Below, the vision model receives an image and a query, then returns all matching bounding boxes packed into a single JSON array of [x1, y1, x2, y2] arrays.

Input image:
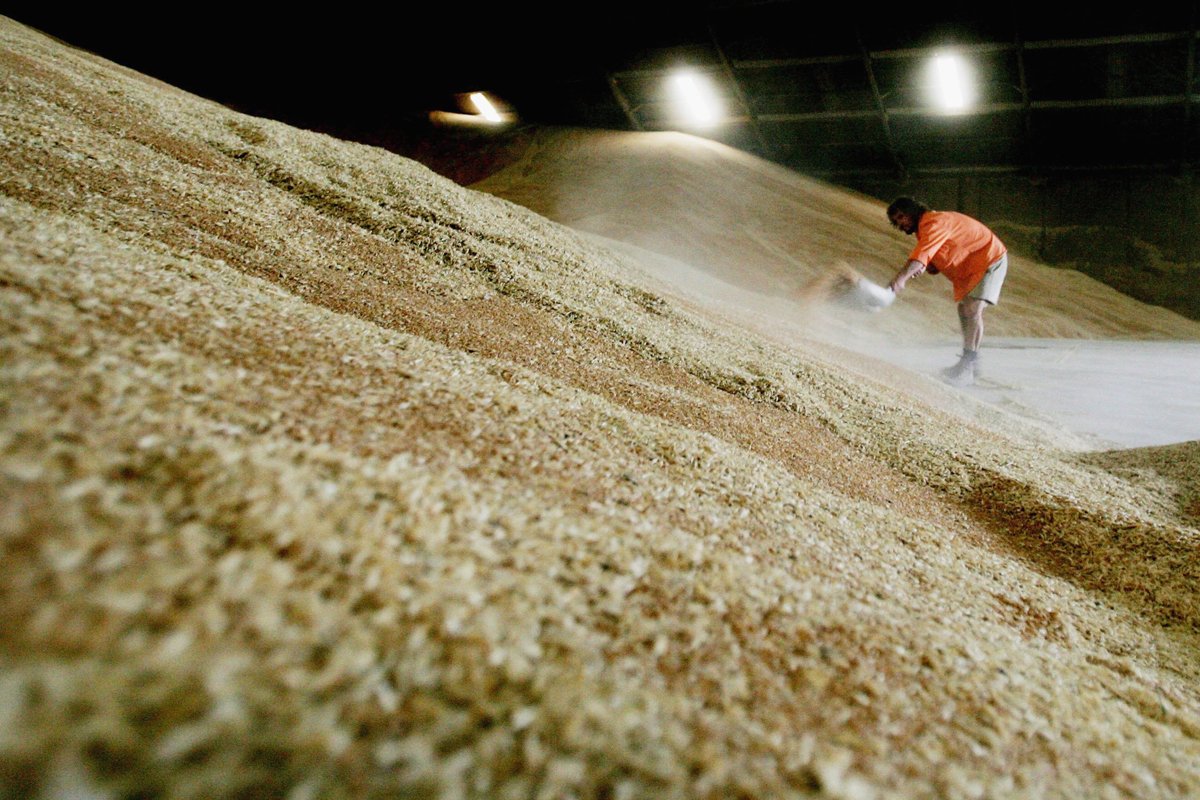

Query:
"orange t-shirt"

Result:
[[907, 211, 1007, 301]]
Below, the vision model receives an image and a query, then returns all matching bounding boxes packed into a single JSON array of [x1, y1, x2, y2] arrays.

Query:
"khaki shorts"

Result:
[[967, 253, 1008, 305]]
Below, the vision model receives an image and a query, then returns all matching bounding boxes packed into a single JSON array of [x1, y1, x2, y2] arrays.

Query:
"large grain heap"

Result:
[[2, 16, 1200, 800], [472, 128, 1200, 342]]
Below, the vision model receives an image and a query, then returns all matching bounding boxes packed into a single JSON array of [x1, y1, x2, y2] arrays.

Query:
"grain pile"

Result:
[[989, 220, 1199, 322], [473, 128, 1200, 342], [3, 16, 1200, 800]]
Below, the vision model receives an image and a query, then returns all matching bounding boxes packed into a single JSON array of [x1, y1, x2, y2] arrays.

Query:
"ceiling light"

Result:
[[930, 52, 972, 113], [669, 71, 722, 128], [469, 92, 503, 123]]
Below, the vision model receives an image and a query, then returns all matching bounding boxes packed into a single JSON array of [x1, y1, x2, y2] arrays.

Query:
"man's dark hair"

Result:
[[886, 197, 930, 218]]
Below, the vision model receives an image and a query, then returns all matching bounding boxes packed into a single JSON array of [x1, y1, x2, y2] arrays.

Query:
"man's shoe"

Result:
[[941, 350, 978, 386]]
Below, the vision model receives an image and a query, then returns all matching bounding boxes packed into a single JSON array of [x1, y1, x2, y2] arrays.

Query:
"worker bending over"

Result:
[[886, 197, 1008, 386]]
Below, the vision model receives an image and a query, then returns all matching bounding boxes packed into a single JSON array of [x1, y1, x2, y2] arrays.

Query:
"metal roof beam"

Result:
[[732, 31, 1198, 71], [1186, 7, 1197, 168], [607, 75, 643, 131], [1016, 29, 1033, 139], [758, 94, 1200, 122], [806, 162, 1186, 179], [610, 65, 725, 81], [708, 22, 771, 155], [856, 27, 906, 178], [1023, 32, 1191, 50]]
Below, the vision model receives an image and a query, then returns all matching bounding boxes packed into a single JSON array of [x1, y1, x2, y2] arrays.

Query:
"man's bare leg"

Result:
[[942, 299, 987, 384], [959, 298, 986, 352]]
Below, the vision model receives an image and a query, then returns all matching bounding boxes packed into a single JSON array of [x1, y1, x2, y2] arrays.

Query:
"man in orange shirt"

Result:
[[885, 197, 1008, 386]]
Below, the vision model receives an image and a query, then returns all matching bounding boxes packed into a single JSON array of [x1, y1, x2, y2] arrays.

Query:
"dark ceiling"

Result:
[[10, 3, 1200, 180]]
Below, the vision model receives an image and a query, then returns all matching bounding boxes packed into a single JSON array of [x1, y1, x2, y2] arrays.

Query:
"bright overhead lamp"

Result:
[[469, 92, 503, 123], [929, 52, 973, 113], [669, 70, 722, 128]]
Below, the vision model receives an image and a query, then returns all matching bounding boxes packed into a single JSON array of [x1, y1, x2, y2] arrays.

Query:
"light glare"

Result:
[[670, 71, 721, 128], [469, 92, 502, 123], [931, 53, 971, 112]]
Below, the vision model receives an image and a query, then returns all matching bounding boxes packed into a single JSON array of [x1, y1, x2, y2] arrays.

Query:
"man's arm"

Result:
[[889, 259, 926, 293]]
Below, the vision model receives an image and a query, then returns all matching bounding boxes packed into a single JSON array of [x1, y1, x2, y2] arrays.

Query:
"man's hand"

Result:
[[889, 260, 926, 293]]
